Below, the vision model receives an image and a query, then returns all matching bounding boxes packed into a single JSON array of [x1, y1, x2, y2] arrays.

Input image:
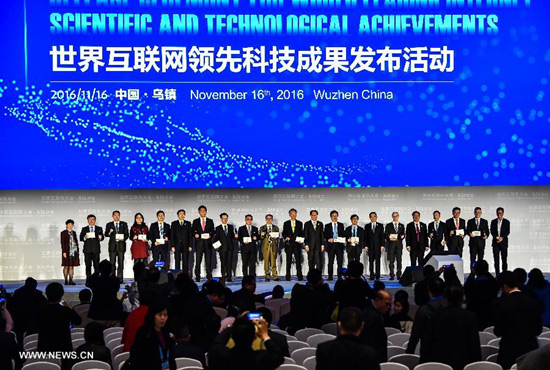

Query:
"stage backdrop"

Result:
[[0, 185, 549, 281]]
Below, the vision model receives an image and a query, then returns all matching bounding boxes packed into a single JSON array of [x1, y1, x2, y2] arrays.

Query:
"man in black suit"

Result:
[[324, 210, 346, 281], [466, 207, 490, 266], [490, 207, 510, 275], [406, 211, 429, 267], [446, 207, 466, 257], [494, 271, 542, 369], [105, 210, 129, 282], [214, 212, 238, 282], [228, 275, 265, 313], [304, 209, 325, 272], [170, 209, 193, 274], [385, 211, 405, 280], [282, 208, 304, 281], [80, 214, 104, 278], [360, 289, 392, 364], [428, 210, 446, 252], [365, 212, 385, 280], [317, 307, 380, 370], [345, 214, 364, 263], [238, 214, 259, 277], [149, 210, 171, 268], [192, 205, 215, 282]]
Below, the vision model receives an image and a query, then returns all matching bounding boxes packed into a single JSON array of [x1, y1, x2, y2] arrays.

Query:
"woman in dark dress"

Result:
[[61, 219, 80, 285], [131, 213, 149, 264]]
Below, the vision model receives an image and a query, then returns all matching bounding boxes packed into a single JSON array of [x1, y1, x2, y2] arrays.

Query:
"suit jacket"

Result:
[[445, 218, 467, 250], [192, 217, 215, 249], [170, 219, 193, 250], [260, 224, 280, 250], [490, 218, 510, 248], [282, 219, 304, 251], [406, 222, 429, 250], [406, 297, 448, 361], [344, 225, 365, 249], [385, 222, 405, 248], [317, 335, 380, 370], [79, 226, 103, 254], [360, 302, 388, 363], [304, 220, 324, 250], [105, 221, 129, 253], [428, 220, 446, 250], [148, 221, 171, 249], [214, 223, 237, 252], [364, 222, 385, 251], [324, 221, 346, 249], [238, 225, 259, 254], [466, 218, 490, 248]]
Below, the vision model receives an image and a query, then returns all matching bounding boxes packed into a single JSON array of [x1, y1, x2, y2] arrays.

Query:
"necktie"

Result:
[[268, 226, 272, 233], [372, 223, 375, 232], [353, 227, 356, 237], [224, 225, 227, 235], [333, 223, 337, 239], [292, 222, 295, 233], [313, 222, 316, 231], [160, 224, 163, 236], [498, 219, 502, 237], [416, 223, 420, 242], [435, 222, 438, 232], [115, 222, 119, 233], [456, 219, 459, 230], [394, 223, 398, 232], [202, 218, 206, 231], [476, 219, 479, 229], [91, 226, 94, 233], [248, 226, 251, 236], [180, 221, 183, 227]]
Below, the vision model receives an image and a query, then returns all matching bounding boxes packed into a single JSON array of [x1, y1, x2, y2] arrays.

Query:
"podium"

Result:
[[425, 254, 464, 284]]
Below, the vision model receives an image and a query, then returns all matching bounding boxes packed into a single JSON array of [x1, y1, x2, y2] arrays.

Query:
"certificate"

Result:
[[86, 232, 95, 239], [243, 237, 252, 244], [156, 238, 165, 245], [389, 234, 398, 240], [138, 234, 147, 241], [295, 236, 305, 244], [201, 233, 210, 240], [456, 229, 464, 236], [472, 231, 481, 237], [213, 240, 222, 250], [351, 237, 360, 245], [116, 233, 124, 241], [336, 237, 346, 244], [269, 231, 280, 238]]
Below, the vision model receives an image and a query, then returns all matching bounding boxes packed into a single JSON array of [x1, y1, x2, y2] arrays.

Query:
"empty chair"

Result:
[[539, 331, 550, 340], [388, 341, 393, 346], [22, 362, 61, 370], [387, 333, 411, 348], [479, 332, 498, 346], [103, 327, 123, 337], [23, 358, 62, 367], [175, 358, 203, 368], [295, 328, 324, 343], [276, 365, 307, 370], [23, 334, 39, 348], [538, 337, 550, 347], [271, 329, 289, 336], [111, 344, 125, 363], [381, 363, 409, 370], [387, 346, 407, 359], [463, 361, 503, 370], [306, 334, 335, 348], [510, 364, 517, 370], [71, 360, 111, 370], [283, 357, 296, 364], [71, 328, 85, 333], [388, 354, 420, 370], [213, 307, 228, 320], [483, 326, 495, 335], [266, 298, 290, 323], [542, 327, 550, 334], [487, 338, 500, 348], [287, 335, 298, 341], [321, 323, 338, 336], [104, 332, 122, 344], [72, 338, 85, 349], [291, 347, 317, 366], [113, 352, 129, 370], [71, 332, 85, 339], [302, 356, 316, 370], [178, 367, 203, 370], [24, 340, 38, 351], [413, 363, 453, 370], [386, 327, 402, 336], [486, 354, 498, 363], [288, 341, 310, 354], [481, 345, 499, 361], [107, 338, 122, 351]]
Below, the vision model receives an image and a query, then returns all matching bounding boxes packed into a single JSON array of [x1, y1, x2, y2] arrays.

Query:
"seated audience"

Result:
[[73, 288, 92, 310], [388, 291, 413, 333], [73, 322, 112, 368], [527, 268, 550, 327], [172, 321, 206, 367], [228, 275, 265, 313], [0, 316, 20, 370], [271, 285, 285, 299]]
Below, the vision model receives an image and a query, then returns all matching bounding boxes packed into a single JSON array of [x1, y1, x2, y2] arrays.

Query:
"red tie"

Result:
[[416, 224, 420, 242], [202, 219, 206, 231], [456, 219, 459, 230]]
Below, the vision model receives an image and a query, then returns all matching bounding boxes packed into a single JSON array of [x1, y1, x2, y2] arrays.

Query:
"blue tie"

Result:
[[333, 224, 338, 239]]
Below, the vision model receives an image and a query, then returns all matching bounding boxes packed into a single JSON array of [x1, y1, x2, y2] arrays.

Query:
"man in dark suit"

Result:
[[466, 207, 490, 266], [105, 210, 129, 282], [490, 207, 510, 275], [364, 212, 385, 280], [360, 289, 392, 364], [282, 208, 304, 281], [428, 210, 446, 252], [324, 210, 346, 281], [214, 213, 238, 282], [304, 209, 325, 272], [445, 207, 466, 257], [149, 210, 171, 269], [385, 211, 405, 280], [345, 214, 364, 263], [406, 211, 429, 267], [192, 205, 215, 282], [238, 214, 259, 277], [80, 214, 104, 278], [170, 209, 193, 274], [228, 275, 265, 313], [494, 271, 542, 369], [317, 307, 380, 370]]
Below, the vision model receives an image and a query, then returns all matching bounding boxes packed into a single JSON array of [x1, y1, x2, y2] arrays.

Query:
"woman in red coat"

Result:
[[131, 213, 149, 264], [61, 219, 80, 285]]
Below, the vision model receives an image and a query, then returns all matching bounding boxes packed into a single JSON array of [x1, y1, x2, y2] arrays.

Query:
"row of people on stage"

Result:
[[60, 205, 511, 283]]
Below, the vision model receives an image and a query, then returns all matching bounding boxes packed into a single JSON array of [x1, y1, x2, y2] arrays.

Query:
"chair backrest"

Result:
[[291, 347, 317, 366], [72, 338, 85, 349], [539, 331, 550, 340], [388, 354, 420, 370], [113, 352, 130, 370], [23, 357, 62, 366], [295, 328, 324, 342], [463, 361, 504, 370], [483, 326, 495, 335], [24, 340, 38, 351], [283, 357, 296, 364], [22, 362, 61, 370], [542, 327, 550, 334], [387, 333, 411, 348], [111, 344, 125, 362], [178, 367, 203, 370], [23, 334, 39, 347], [479, 332, 498, 346], [213, 307, 228, 320], [271, 329, 289, 336], [266, 298, 290, 322], [321, 323, 338, 336], [175, 357, 203, 368], [486, 354, 498, 363], [286, 335, 298, 341], [71, 360, 111, 370], [480, 345, 499, 361], [302, 356, 316, 370], [413, 363, 453, 370], [107, 338, 122, 351], [288, 341, 310, 354], [280, 302, 291, 317], [255, 302, 265, 309], [538, 337, 550, 347], [385, 327, 402, 336], [71, 332, 85, 341], [381, 363, 409, 370], [306, 334, 335, 348], [103, 327, 124, 337], [71, 328, 85, 333], [487, 338, 500, 348], [104, 332, 122, 344], [387, 346, 407, 359], [276, 365, 307, 370]]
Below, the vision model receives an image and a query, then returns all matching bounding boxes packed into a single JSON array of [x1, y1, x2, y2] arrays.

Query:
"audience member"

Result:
[[228, 275, 265, 313], [527, 268, 550, 327], [271, 285, 285, 299], [122, 290, 156, 352], [388, 291, 413, 333], [256, 307, 290, 357], [360, 289, 392, 363], [73, 322, 112, 368], [9, 277, 47, 341], [414, 265, 437, 307], [0, 316, 20, 370], [334, 261, 374, 313], [172, 321, 206, 367], [86, 259, 123, 327], [464, 259, 500, 330], [73, 288, 92, 310]]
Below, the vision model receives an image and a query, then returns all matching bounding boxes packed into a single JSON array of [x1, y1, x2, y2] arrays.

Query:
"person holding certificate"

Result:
[[490, 207, 510, 275], [345, 214, 364, 263], [170, 209, 193, 274], [260, 214, 280, 282], [428, 210, 446, 252], [79, 214, 103, 278], [324, 210, 346, 281], [282, 208, 305, 281], [446, 207, 467, 257], [214, 212, 238, 282], [61, 219, 80, 285], [406, 211, 429, 267], [149, 210, 171, 269], [466, 207, 490, 266], [304, 210, 325, 272], [238, 214, 259, 278], [385, 211, 405, 280], [130, 213, 149, 264], [105, 210, 129, 282], [192, 205, 215, 282], [365, 212, 385, 280]]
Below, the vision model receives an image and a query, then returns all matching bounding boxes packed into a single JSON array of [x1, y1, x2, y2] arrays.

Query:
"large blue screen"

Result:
[[1, 0, 549, 189]]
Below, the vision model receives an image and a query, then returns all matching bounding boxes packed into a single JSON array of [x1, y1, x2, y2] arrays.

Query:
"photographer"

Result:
[[334, 261, 374, 314]]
